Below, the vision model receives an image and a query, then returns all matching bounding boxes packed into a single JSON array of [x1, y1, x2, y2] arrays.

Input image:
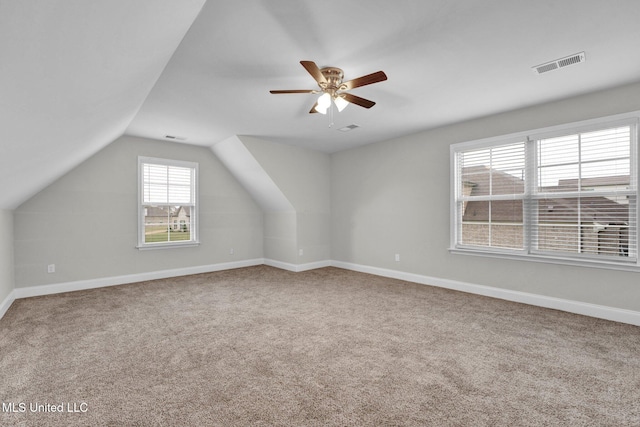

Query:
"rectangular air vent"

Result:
[[165, 135, 187, 141], [532, 52, 585, 75], [338, 124, 360, 132]]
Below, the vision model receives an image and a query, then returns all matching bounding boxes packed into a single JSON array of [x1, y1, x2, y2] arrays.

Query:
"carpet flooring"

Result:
[[1, 265, 639, 426]]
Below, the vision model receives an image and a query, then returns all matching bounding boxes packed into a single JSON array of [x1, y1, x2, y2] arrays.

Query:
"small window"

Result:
[[451, 114, 638, 268], [138, 157, 198, 249]]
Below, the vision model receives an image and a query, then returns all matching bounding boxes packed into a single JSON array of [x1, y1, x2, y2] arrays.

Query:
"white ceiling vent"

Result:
[[338, 124, 360, 132], [164, 135, 187, 141], [532, 52, 585, 75]]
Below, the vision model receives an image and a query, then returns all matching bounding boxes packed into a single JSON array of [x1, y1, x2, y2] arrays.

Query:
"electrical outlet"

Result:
[[229, 248, 234, 255], [298, 249, 304, 256], [395, 254, 400, 262], [47, 264, 55, 273]]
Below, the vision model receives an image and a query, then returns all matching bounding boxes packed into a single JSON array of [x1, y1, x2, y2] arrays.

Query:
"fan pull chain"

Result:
[[329, 102, 334, 128]]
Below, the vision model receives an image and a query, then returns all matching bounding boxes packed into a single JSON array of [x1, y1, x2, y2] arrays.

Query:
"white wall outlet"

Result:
[[229, 248, 234, 255], [298, 249, 304, 256], [47, 264, 55, 273], [395, 254, 400, 262]]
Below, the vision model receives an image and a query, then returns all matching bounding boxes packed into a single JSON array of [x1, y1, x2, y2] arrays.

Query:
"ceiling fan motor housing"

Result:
[[320, 67, 344, 94]]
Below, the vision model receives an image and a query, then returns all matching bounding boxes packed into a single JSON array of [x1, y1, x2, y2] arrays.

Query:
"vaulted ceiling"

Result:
[[3, 0, 640, 209]]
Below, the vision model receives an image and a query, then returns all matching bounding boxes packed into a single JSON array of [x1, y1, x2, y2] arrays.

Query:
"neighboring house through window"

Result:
[[138, 157, 198, 249], [451, 113, 638, 269]]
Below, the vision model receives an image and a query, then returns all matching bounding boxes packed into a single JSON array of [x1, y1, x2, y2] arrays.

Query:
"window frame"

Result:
[[137, 156, 199, 250], [450, 111, 640, 271]]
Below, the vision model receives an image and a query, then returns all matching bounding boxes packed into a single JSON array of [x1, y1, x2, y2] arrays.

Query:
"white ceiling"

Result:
[[0, 0, 205, 209], [3, 0, 640, 209]]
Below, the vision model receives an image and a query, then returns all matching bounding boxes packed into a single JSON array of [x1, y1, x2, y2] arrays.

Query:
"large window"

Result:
[[138, 157, 198, 249], [451, 114, 638, 268]]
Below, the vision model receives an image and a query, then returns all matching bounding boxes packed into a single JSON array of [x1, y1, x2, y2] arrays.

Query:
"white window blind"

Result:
[[457, 142, 526, 250], [138, 157, 198, 248], [452, 116, 638, 267], [142, 163, 193, 205], [531, 126, 635, 260]]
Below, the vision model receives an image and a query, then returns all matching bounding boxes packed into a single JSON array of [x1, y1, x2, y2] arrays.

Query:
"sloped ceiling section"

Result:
[[0, 0, 205, 210], [210, 135, 294, 213]]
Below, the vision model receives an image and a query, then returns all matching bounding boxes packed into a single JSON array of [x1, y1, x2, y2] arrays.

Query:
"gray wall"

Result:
[[263, 211, 298, 264], [9, 82, 640, 313], [14, 135, 263, 288], [331, 81, 640, 312], [242, 137, 331, 264], [0, 210, 14, 303]]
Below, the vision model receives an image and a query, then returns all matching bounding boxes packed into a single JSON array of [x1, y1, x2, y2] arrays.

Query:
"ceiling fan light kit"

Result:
[[333, 95, 349, 112], [315, 92, 332, 114], [270, 60, 387, 115]]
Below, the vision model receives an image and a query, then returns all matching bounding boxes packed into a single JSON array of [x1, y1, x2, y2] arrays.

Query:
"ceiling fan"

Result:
[[270, 60, 387, 114]]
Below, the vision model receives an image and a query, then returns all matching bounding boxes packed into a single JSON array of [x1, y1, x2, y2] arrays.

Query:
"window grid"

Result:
[[453, 118, 638, 266], [457, 141, 526, 251], [138, 157, 198, 248]]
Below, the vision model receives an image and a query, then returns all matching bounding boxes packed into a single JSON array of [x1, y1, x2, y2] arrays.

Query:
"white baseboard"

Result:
[[7, 258, 640, 327], [11, 258, 328, 302], [0, 290, 15, 320], [332, 261, 640, 327], [264, 259, 298, 272], [13, 258, 265, 299], [264, 259, 332, 272], [297, 260, 332, 272]]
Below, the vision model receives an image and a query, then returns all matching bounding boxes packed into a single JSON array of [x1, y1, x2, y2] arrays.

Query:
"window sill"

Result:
[[137, 241, 200, 251], [449, 247, 640, 273]]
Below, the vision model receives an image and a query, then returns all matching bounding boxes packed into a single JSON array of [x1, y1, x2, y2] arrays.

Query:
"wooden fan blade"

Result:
[[300, 61, 327, 85], [341, 71, 387, 90], [342, 93, 376, 109], [270, 89, 317, 94], [309, 102, 319, 114]]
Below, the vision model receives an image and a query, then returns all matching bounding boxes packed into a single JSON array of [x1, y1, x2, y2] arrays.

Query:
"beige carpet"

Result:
[[1, 265, 639, 426]]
